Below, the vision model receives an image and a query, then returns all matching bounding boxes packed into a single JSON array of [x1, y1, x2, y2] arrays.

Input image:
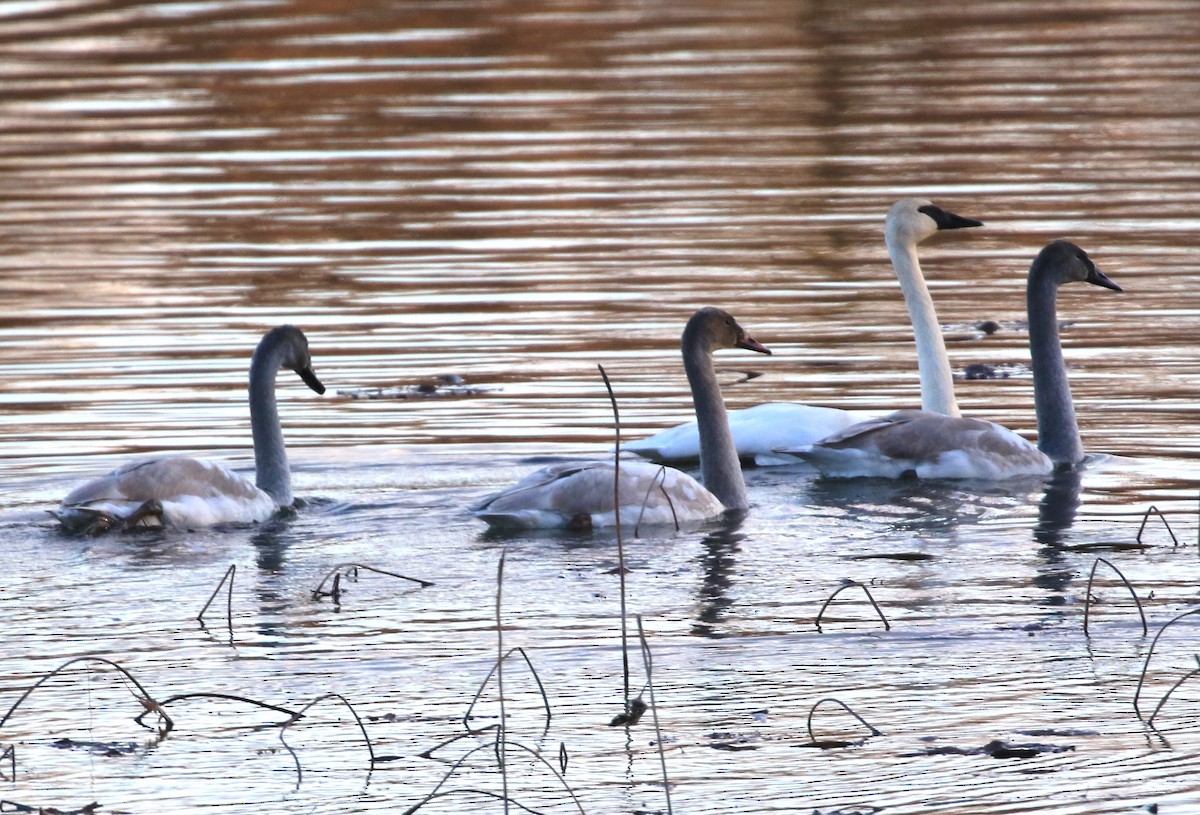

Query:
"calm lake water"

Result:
[[4, 0, 1200, 813]]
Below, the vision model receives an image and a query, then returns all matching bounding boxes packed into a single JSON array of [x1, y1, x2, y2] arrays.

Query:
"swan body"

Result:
[[472, 307, 770, 530], [781, 241, 1120, 479], [54, 325, 325, 533], [623, 199, 980, 463]]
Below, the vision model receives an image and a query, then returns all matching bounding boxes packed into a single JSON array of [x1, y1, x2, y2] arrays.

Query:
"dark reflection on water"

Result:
[[690, 515, 746, 638], [1031, 468, 1084, 598]]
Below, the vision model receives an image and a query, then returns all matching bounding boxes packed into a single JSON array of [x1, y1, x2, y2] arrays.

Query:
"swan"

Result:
[[623, 198, 980, 463], [779, 240, 1120, 479], [54, 325, 325, 533], [471, 307, 771, 530]]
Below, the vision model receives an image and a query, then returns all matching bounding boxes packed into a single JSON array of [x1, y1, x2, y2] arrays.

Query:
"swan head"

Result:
[[1034, 240, 1122, 292], [258, 324, 326, 394], [885, 198, 983, 246], [685, 307, 771, 356]]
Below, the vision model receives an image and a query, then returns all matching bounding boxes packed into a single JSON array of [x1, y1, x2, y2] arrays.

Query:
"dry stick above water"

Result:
[[0, 656, 175, 772], [279, 692, 376, 786], [405, 552, 585, 815], [805, 698, 883, 747], [132, 692, 299, 729], [815, 581, 891, 632], [636, 615, 673, 815], [598, 364, 633, 718], [462, 646, 551, 737], [196, 563, 236, 639], [311, 563, 435, 602], [1082, 557, 1148, 637], [1134, 505, 1180, 547], [1133, 606, 1200, 722]]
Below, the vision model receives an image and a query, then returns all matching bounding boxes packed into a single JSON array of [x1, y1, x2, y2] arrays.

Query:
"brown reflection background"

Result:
[[1, 0, 1199, 471]]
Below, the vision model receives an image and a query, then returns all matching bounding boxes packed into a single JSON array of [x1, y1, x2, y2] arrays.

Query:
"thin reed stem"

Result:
[[132, 692, 299, 728], [1135, 505, 1179, 546], [495, 550, 509, 813], [279, 692, 375, 786], [312, 563, 434, 600], [815, 581, 891, 632], [197, 563, 235, 640], [1133, 607, 1200, 719], [463, 647, 551, 735], [598, 365, 632, 716], [805, 697, 883, 744], [0, 657, 173, 740], [1083, 557, 1147, 637], [637, 615, 672, 815], [404, 741, 585, 815]]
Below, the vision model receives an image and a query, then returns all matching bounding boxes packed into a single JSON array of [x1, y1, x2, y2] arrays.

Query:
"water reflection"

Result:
[[690, 515, 746, 638], [1031, 468, 1084, 599]]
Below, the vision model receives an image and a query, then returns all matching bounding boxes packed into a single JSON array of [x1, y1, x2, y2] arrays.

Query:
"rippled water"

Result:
[[4, 0, 1200, 812]]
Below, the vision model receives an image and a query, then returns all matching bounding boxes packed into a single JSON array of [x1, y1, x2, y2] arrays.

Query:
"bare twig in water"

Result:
[[1083, 557, 1148, 637], [132, 692, 300, 728], [0, 744, 13, 781], [403, 741, 585, 815], [559, 741, 568, 775], [1134, 607, 1200, 719], [279, 692, 375, 786], [311, 563, 434, 601], [1135, 505, 1179, 547], [418, 725, 499, 760], [634, 466, 679, 537], [495, 552, 509, 811], [0, 657, 174, 760], [805, 697, 883, 744], [598, 365, 632, 719], [637, 615, 673, 815], [815, 581, 891, 632], [1148, 663, 1200, 727], [463, 647, 551, 736], [197, 563, 235, 639]]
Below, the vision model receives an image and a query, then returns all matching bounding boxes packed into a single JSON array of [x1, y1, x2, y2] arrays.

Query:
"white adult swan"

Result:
[[780, 240, 1120, 479], [622, 198, 980, 463], [471, 307, 771, 530], [54, 325, 325, 533]]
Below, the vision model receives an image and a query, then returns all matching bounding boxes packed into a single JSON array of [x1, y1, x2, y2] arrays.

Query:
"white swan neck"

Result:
[[249, 335, 292, 506], [1028, 271, 1082, 465], [682, 331, 747, 511], [887, 238, 961, 417]]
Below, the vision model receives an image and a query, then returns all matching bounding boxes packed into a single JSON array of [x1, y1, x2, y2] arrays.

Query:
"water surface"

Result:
[[3, 1, 1200, 812]]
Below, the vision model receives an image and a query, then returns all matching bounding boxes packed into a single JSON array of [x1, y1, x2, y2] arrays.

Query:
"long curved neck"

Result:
[[683, 336, 747, 511], [249, 340, 292, 506], [887, 237, 961, 417], [1028, 271, 1082, 465]]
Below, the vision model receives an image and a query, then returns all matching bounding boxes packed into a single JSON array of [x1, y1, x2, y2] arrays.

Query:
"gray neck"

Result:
[[683, 334, 747, 511], [1028, 271, 1082, 465], [249, 339, 293, 506], [887, 237, 961, 417]]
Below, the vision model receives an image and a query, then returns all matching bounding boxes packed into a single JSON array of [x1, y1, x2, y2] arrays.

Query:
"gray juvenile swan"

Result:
[[472, 307, 771, 530], [54, 325, 325, 533], [622, 199, 980, 463], [780, 241, 1120, 479]]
